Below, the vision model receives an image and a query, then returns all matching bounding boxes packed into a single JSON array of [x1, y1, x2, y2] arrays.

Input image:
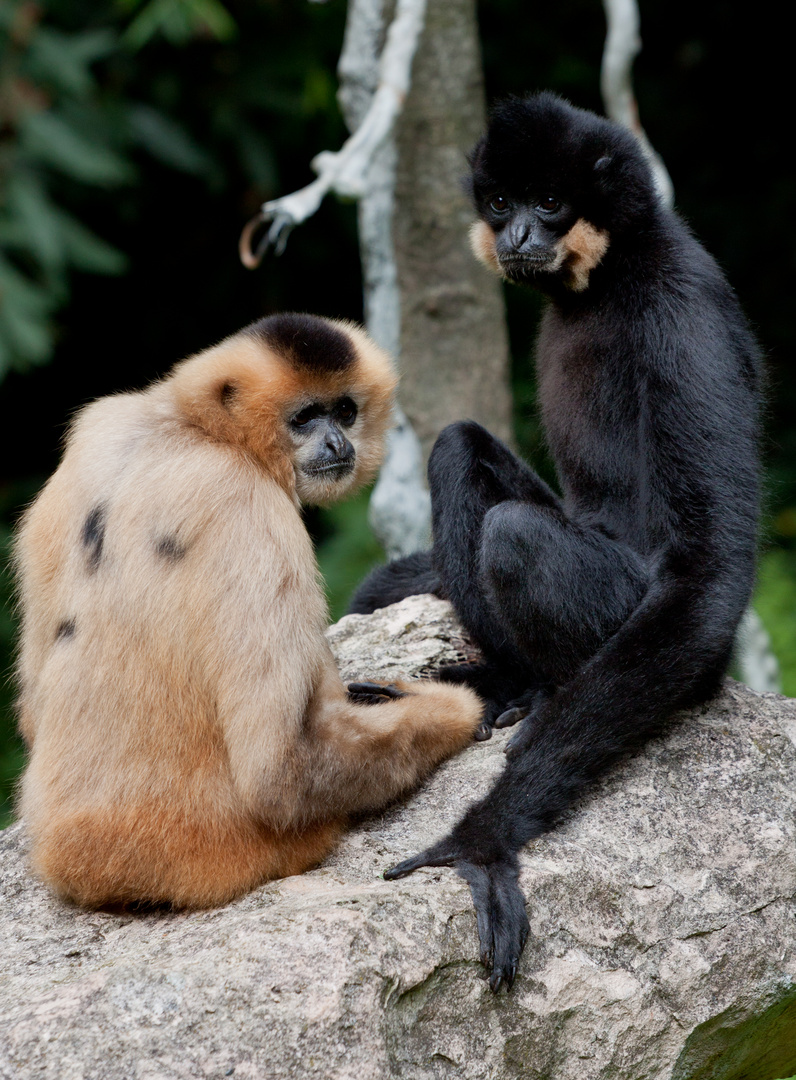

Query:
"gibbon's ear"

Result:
[[166, 332, 297, 492], [593, 154, 613, 183]]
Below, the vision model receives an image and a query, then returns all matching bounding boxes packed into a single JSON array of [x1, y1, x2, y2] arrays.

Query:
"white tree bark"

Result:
[[600, 0, 673, 208], [336, 0, 432, 558]]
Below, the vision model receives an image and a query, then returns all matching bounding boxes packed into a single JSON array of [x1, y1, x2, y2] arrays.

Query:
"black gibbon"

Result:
[[350, 93, 762, 990], [14, 312, 483, 910]]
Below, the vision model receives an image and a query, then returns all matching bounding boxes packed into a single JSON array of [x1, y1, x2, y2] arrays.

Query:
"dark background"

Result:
[[0, 0, 793, 821]]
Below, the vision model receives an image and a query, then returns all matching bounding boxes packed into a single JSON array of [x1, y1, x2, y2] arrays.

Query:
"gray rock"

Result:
[[2, 594, 796, 1080]]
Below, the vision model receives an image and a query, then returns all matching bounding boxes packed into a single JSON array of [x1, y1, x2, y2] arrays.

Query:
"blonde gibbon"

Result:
[[14, 312, 483, 910]]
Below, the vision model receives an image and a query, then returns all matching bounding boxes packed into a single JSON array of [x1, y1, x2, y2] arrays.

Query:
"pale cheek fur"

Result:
[[469, 220, 502, 275], [554, 219, 610, 292]]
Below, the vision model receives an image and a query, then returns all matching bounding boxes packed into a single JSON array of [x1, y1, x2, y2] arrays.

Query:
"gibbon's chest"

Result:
[[535, 314, 642, 498]]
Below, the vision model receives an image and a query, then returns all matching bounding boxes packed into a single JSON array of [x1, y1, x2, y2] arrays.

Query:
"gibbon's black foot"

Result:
[[504, 693, 551, 758], [433, 661, 535, 734], [493, 706, 524, 729], [456, 858, 529, 992], [433, 661, 487, 687], [383, 835, 459, 880], [495, 687, 551, 734], [384, 840, 529, 992], [347, 681, 408, 705]]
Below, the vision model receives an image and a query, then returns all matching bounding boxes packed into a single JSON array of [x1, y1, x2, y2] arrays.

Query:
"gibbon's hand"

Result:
[[347, 681, 408, 705], [384, 839, 529, 992], [495, 687, 552, 757]]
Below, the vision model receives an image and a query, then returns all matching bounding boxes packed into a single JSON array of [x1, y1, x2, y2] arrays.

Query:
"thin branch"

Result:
[[600, 0, 673, 208], [239, 0, 427, 268]]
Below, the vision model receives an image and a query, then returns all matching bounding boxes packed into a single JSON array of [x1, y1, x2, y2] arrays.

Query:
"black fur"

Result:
[[155, 536, 187, 562], [347, 551, 441, 614], [55, 619, 76, 641], [251, 312, 354, 373], [355, 93, 762, 990], [81, 505, 106, 573]]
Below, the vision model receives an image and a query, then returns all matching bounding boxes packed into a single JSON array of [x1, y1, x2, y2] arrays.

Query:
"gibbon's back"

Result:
[[13, 314, 483, 909]]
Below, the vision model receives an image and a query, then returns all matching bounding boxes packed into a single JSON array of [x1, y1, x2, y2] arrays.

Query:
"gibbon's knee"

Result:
[[15, 311, 484, 910], [428, 421, 493, 488], [347, 551, 440, 615], [480, 503, 649, 649]]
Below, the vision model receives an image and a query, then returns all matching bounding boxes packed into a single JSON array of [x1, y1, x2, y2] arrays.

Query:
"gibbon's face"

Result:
[[467, 94, 627, 293], [469, 174, 610, 295], [287, 393, 361, 504]]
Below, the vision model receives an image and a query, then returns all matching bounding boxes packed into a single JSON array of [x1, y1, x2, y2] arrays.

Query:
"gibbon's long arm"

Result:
[[169, 448, 482, 830]]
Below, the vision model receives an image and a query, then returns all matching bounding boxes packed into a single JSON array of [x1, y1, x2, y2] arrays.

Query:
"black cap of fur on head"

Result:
[[468, 91, 660, 233], [249, 313, 355, 373]]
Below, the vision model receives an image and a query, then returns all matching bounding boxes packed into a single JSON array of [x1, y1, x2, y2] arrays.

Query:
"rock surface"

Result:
[[2, 594, 796, 1080]]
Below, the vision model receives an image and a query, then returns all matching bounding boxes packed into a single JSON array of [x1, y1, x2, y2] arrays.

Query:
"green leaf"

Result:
[[128, 104, 214, 175], [0, 305, 53, 367], [123, 0, 236, 50], [19, 110, 134, 186], [25, 27, 117, 99], [53, 210, 128, 275], [4, 170, 68, 272], [0, 254, 54, 317]]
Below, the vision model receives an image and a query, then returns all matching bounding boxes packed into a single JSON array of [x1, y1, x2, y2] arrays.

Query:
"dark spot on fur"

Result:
[[155, 536, 187, 562], [82, 505, 106, 573], [249, 313, 354, 373], [219, 382, 237, 407], [55, 619, 76, 641]]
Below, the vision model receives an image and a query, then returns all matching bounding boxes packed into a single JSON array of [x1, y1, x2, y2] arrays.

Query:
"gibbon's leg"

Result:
[[428, 422, 561, 656], [347, 551, 441, 615], [425, 421, 563, 722], [480, 500, 650, 690], [298, 659, 482, 818], [386, 437, 652, 990]]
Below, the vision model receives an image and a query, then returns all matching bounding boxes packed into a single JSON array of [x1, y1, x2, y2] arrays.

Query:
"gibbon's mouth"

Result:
[[499, 254, 555, 274], [304, 460, 355, 478]]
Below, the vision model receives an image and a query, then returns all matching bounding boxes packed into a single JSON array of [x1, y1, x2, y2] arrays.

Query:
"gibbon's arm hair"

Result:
[[351, 93, 762, 991], [14, 313, 482, 910]]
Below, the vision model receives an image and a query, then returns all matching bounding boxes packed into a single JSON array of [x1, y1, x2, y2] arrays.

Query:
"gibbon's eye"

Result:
[[538, 195, 561, 213], [335, 397, 358, 426], [291, 404, 324, 429], [489, 195, 510, 214]]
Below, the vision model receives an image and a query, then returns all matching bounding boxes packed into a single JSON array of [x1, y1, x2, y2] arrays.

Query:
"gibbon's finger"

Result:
[[347, 681, 408, 704], [474, 720, 493, 742], [493, 706, 526, 729], [383, 838, 459, 879], [456, 859, 529, 993], [505, 717, 538, 759], [433, 661, 484, 686]]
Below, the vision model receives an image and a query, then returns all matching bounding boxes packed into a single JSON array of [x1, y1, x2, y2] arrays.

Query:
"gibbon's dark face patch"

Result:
[[250, 313, 355, 373]]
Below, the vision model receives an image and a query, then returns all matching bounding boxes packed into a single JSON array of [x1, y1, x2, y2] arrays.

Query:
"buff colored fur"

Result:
[[15, 318, 482, 909], [469, 217, 610, 292]]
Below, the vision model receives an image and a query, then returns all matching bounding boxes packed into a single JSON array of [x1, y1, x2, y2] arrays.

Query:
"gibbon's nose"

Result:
[[508, 217, 532, 250], [325, 426, 355, 463]]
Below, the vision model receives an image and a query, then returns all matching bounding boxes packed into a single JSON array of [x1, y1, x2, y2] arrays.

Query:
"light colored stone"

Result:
[[2, 595, 796, 1080]]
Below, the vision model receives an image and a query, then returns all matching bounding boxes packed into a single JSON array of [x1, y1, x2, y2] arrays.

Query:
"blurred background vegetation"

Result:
[[0, 0, 793, 826]]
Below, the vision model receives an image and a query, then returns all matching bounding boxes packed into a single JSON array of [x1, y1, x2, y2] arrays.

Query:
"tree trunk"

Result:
[[393, 0, 513, 458]]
